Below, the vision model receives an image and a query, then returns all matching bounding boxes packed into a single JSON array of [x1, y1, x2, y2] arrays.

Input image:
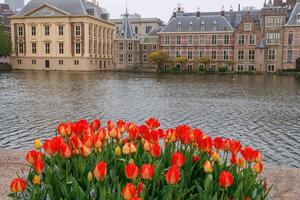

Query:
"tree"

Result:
[[296, 57, 300, 71], [148, 50, 169, 71], [0, 17, 11, 56], [174, 57, 188, 64], [196, 57, 211, 69]]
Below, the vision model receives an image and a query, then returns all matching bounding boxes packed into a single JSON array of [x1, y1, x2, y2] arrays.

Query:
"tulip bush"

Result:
[[9, 118, 270, 200]]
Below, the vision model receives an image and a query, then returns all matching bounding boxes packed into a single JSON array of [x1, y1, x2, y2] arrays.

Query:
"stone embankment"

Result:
[[0, 148, 299, 200]]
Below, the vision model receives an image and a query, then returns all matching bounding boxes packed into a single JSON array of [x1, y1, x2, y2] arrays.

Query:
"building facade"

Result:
[[4, 0, 24, 13], [10, 0, 115, 70]]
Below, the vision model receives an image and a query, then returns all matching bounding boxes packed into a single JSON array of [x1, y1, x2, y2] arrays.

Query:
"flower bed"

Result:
[[9, 118, 270, 200]]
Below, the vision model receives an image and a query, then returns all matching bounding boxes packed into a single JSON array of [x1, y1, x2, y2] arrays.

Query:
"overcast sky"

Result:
[[2, 0, 266, 22]]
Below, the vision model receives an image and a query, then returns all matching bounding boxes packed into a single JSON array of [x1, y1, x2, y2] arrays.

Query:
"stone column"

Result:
[[84, 23, 89, 57]]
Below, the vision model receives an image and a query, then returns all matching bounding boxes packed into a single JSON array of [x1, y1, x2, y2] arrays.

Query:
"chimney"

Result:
[[173, 8, 177, 18], [221, 6, 225, 16], [230, 6, 233, 11], [238, 4, 241, 11], [196, 7, 200, 18]]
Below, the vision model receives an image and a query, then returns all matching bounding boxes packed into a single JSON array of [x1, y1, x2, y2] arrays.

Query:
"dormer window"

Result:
[[201, 21, 205, 30], [189, 21, 193, 31], [236, 14, 241, 24], [177, 22, 181, 31], [213, 21, 217, 30], [297, 13, 300, 22]]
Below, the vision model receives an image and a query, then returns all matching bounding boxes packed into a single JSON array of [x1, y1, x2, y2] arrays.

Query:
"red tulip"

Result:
[[193, 155, 200, 163], [107, 120, 114, 129], [93, 134, 104, 149], [230, 140, 242, 154], [122, 183, 137, 200], [33, 159, 44, 174], [165, 165, 180, 184], [10, 178, 27, 193], [69, 134, 83, 149], [223, 138, 232, 151], [137, 182, 144, 195], [91, 119, 101, 131], [82, 134, 94, 148], [145, 117, 160, 129], [177, 125, 191, 144], [57, 123, 69, 137], [241, 146, 258, 163], [128, 126, 139, 140], [171, 152, 185, 168], [219, 171, 234, 188], [144, 130, 160, 144], [117, 119, 126, 133], [140, 164, 155, 180], [230, 153, 237, 165], [60, 143, 72, 158], [25, 150, 43, 164], [150, 143, 161, 158], [213, 137, 224, 150], [93, 161, 107, 181], [125, 163, 139, 180], [198, 136, 213, 152], [43, 137, 62, 156], [253, 162, 264, 174]]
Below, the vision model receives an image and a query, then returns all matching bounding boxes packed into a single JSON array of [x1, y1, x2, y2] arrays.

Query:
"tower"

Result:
[[274, 0, 283, 6]]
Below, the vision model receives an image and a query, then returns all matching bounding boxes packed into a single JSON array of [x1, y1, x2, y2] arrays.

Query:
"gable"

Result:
[[26, 5, 69, 17]]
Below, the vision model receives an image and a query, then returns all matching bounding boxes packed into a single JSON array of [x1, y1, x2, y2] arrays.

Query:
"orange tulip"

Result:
[[93, 161, 107, 181], [140, 164, 154, 180], [60, 143, 72, 158], [26, 150, 43, 164], [69, 134, 83, 149], [219, 171, 234, 188], [32, 175, 41, 185], [171, 152, 185, 168], [150, 143, 161, 158], [117, 119, 126, 133], [253, 162, 264, 174], [10, 178, 27, 193], [236, 157, 245, 168], [211, 151, 220, 162], [255, 151, 263, 163], [80, 145, 92, 157], [82, 134, 94, 148], [122, 183, 137, 200], [165, 165, 180, 184], [203, 160, 213, 173], [125, 163, 139, 180], [90, 119, 101, 131], [33, 159, 44, 174], [43, 137, 62, 156]]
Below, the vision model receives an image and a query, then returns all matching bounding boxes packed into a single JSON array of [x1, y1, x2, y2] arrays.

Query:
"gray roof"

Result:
[[13, 0, 109, 20], [147, 26, 164, 36], [286, 0, 300, 25], [116, 10, 136, 39], [161, 15, 234, 33]]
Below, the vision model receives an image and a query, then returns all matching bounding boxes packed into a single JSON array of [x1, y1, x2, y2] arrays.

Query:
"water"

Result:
[[0, 71, 299, 167]]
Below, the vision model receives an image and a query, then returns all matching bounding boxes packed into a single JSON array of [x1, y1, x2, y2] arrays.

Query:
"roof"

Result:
[[147, 26, 164, 36], [140, 36, 159, 44], [286, 0, 300, 26], [116, 10, 136, 39], [160, 15, 234, 33], [13, 0, 109, 20]]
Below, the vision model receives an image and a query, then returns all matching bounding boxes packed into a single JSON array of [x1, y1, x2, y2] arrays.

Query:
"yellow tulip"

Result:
[[115, 146, 121, 157], [87, 172, 93, 182], [34, 139, 42, 149], [32, 175, 41, 185]]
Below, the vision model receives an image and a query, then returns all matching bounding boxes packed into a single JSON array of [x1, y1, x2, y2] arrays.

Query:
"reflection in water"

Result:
[[0, 71, 299, 167]]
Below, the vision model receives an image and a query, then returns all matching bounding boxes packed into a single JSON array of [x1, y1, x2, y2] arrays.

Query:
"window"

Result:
[[45, 43, 50, 54], [189, 21, 193, 31], [128, 53, 133, 63], [75, 25, 81, 36], [211, 64, 216, 71], [75, 43, 81, 54], [143, 45, 148, 50], [237, 64, 244, 71], [59, 42, 64, 54], [187, 64, 193, 70], [199, 50, 204, 57], [176, 51, 181, 58], [74, 60, 79, 65], [32, 60, 36, 65], [119, 42, 124, 51], [268, 64, 275, 72], [119, 54, 124, 62], [288, 50, 293, 62], [266, 18, 273, 27], [211, 35, 217, 45], [128, 42, 133, 51], [224, 35, 229, 45], [201, 21, 205, 30], [211, 50, 216, 60], [188, 35, 193, 45], [18, 26, 23, 36], [58, 25, 64, 36], [212, 21, 217, 30], [249, 35, 256, 45], [236, 14, 241, 24], [266, 33, 280, 45], [238, 35, 244, 45], [199, 35, 205, 45], [32, 43, 37, 54], [238, 50, 244, 60], [268, 49, 276, 60], [176, 36, 181, 45], [18, 43, 24, 54], [249, 50, 255, 60], [223, 50, 228, 60], [153, 45, 157, 50], [32, 26, 36, 36], [146, 26, 152, 34], [135, 26, 138, 34], [275, 18, 282, 27], [288, 33, 293, 45], [58, 60, 64, 65], [244, 23, 252, 31], [297, 13, 300, 21], [45, 25, 50, 36], [248, 65, 255, 71], [143, 54, 147, 63], [177, 22, 181, 31], [164, 35, 170, 45], [188, 50, 193, 60], [17, 59, 22, 64]]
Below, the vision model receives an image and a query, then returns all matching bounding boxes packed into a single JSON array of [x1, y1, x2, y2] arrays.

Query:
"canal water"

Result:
[[0, 71, 299, 167]]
